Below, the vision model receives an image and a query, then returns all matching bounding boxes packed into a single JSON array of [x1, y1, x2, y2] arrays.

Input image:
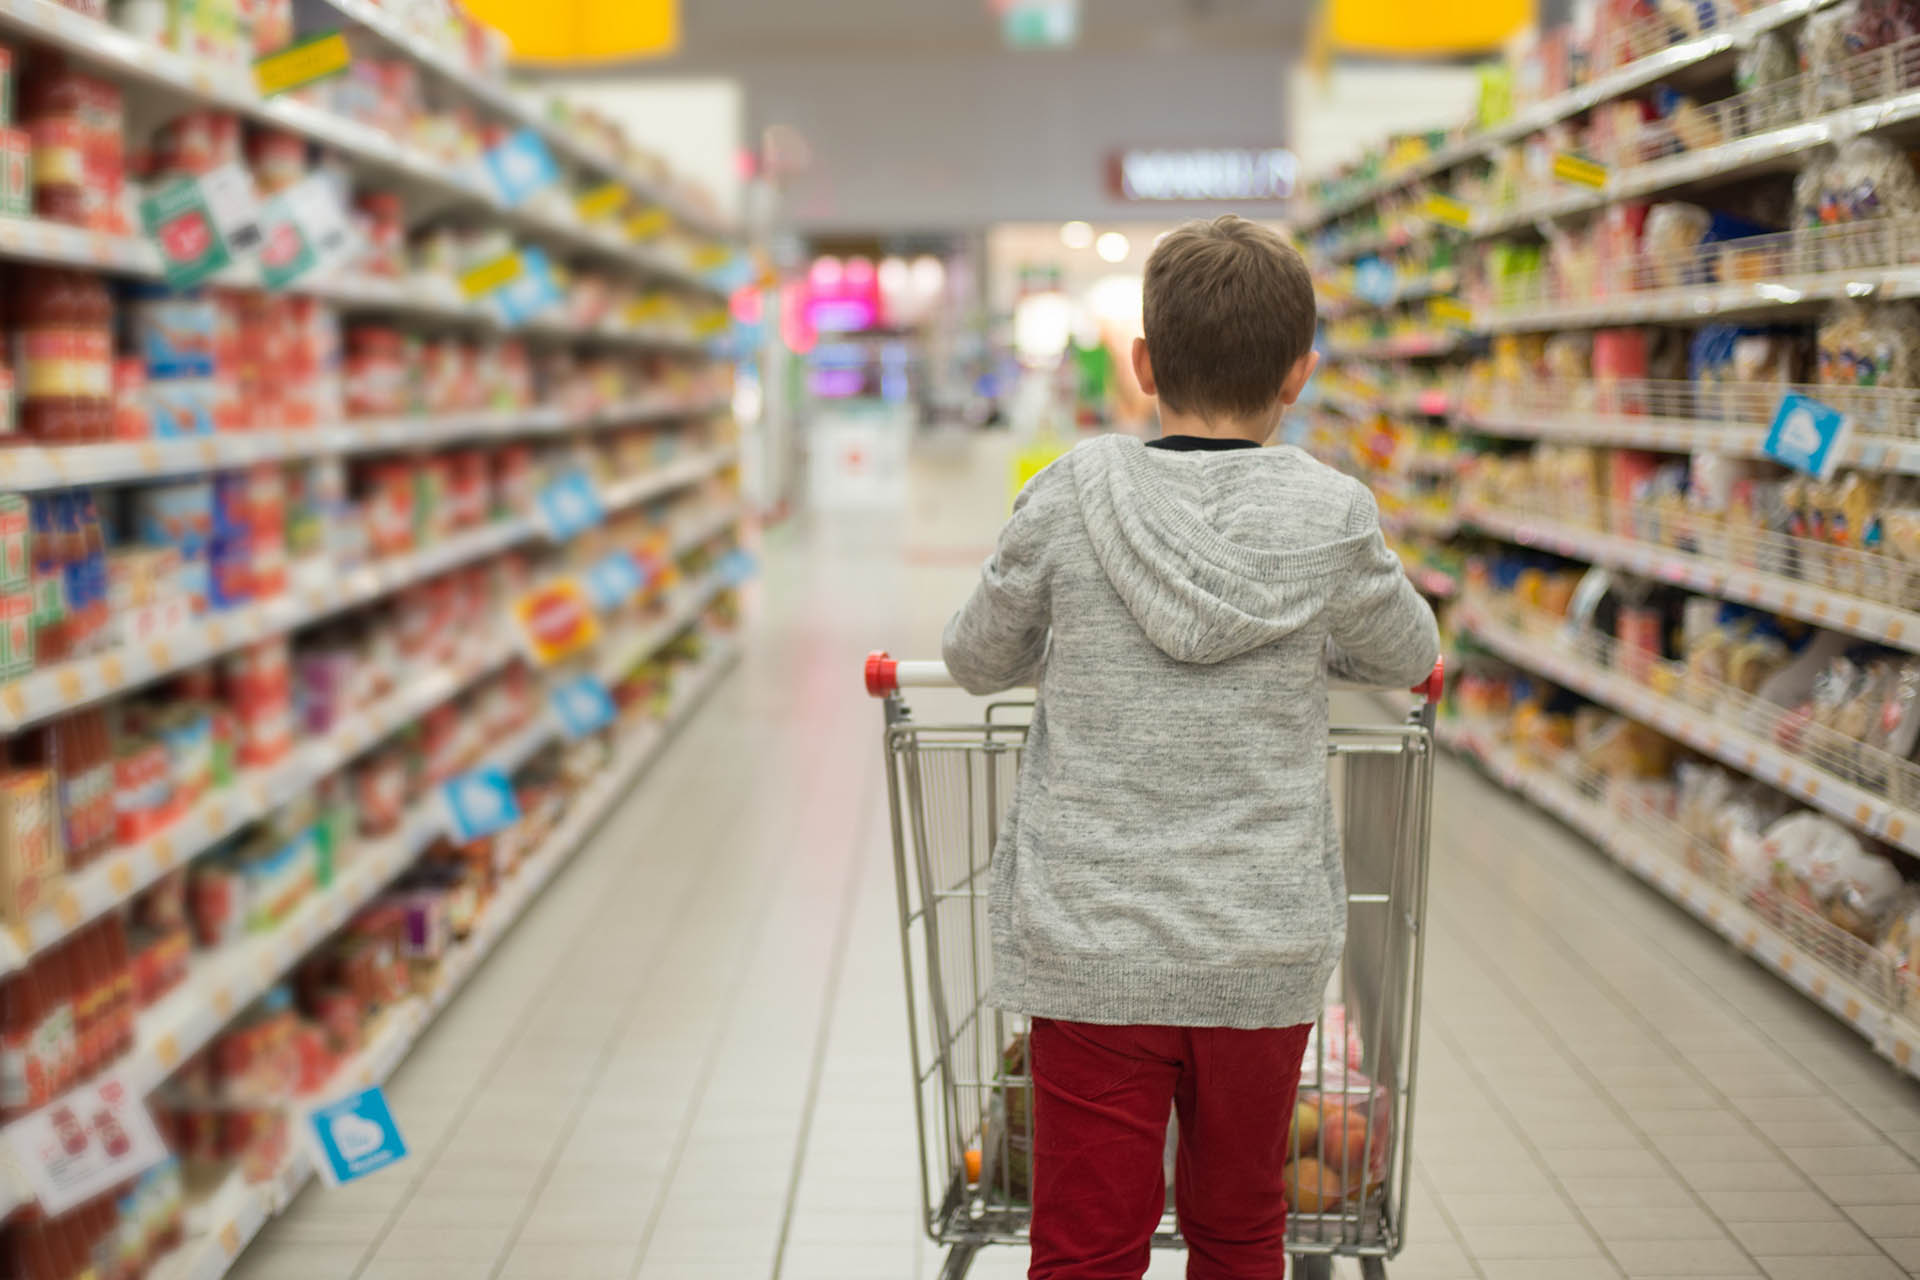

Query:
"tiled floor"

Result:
[[241, 441, 1920, 1279]]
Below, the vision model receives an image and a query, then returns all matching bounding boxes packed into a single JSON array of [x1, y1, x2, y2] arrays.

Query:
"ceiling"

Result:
[[668, 0, 1313, 59]]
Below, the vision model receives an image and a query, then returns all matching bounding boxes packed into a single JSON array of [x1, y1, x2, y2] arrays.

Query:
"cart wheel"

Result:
[[1291, 1255, 1333, 1280], [1360, 1258, 1389, 1280]]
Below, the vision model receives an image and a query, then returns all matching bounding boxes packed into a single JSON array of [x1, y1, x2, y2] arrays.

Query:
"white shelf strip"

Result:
[[140, 643, 740, 1280], [1319, 332, 1463, 361], [1456, 600, 1920, 858], [0, 445, 738, 732], [1295, 0, 1830, 231], [1437, 721, 1917, 1080], [0, 215, 726, 332], [0, 396, 730, 493], [0, 0, 731, 281], [1463, 502, 1920, 653]]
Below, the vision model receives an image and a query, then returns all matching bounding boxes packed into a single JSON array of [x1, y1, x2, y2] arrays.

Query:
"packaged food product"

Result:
[[0, 770, 60, 925]]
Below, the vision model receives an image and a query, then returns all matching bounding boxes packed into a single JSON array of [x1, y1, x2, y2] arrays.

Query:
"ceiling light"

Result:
[[1096, 231, 1130, 263], [1060, 220, 1094, 249]]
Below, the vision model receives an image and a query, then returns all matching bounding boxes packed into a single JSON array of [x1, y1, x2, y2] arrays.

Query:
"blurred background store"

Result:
[[0, 0, 1915, 1279]]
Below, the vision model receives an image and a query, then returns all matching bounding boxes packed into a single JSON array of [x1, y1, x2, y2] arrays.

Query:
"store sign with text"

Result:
[[1109, 148, 1297, 203]]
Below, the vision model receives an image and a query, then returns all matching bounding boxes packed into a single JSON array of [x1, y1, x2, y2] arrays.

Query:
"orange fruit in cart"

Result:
[[965, 1147, 982, 1183], [1290, 1099, 1321, 1155], [1283, 1158, 1346, 1213]]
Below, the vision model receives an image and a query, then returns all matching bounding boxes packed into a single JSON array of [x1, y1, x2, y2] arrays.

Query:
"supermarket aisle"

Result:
[[238, 441, 1920, 1280]]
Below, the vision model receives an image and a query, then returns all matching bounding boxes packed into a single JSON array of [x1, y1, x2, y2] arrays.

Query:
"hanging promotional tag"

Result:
[[484, 129, 561, 207], [576, 182, 626, 222], [537, 469, 605, 541], [305, 1086, 409, 1186], [1766, 392, 1852, 479], [441, 767, 521, 842], [550, 674, 618, 739], [512, 579, 600, 665], [3, 1071, 170, 1216], [584, 550, 646, 610], [140, 164, 262, 289], [256, 172, 354, 291]]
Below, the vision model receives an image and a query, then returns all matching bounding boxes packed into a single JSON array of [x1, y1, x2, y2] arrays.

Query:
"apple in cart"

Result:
[[1283, 1158, 1346, 1213]]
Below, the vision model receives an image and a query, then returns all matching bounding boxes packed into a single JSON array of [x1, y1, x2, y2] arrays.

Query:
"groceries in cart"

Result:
[[1288, 1005, 1392, 1215]]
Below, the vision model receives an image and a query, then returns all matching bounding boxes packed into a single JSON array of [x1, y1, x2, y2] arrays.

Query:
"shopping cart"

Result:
[[863, 652, 1442, 1280]]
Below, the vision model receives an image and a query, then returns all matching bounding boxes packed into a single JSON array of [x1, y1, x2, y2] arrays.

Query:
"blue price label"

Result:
[[306, 1086, 408, 1186], [442, 768, 521, 842], [484, 129, 561, 207], [539, 470, 606, 542], [719, 550, 757, 586], [493, 245, 562, 326], [1765, 391, 1851, 479], [585, 551, 645, 610], [550, 674, 618, 739]]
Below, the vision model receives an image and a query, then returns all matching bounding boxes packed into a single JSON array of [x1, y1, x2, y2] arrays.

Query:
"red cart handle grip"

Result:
[[1414, 657, 1445, 702], [865, 651, 898, 697]]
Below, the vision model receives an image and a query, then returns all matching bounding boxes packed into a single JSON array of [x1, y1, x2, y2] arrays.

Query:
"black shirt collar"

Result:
[[1145, 435, 1262, 452]]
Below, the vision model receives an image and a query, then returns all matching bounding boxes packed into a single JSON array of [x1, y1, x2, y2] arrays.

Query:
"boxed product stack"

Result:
[[1298, 0, 1920, 1082]]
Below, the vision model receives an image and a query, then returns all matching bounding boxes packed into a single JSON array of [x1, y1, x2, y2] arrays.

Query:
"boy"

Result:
[[942, 214, 1440, 1280]]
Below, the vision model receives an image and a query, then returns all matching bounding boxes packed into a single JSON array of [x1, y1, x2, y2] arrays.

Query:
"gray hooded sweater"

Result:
[[942, 433, 1439, 1030]]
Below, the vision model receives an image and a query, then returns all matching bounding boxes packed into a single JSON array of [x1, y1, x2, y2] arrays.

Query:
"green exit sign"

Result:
[[1002, 0, 1078, 47]]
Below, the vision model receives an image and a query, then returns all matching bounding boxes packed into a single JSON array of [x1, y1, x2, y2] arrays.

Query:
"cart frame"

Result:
[[865, 654, 1442, 1280]]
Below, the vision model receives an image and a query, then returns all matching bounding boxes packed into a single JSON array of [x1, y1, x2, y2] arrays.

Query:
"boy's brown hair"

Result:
[[1142, 214, 1317, 420]]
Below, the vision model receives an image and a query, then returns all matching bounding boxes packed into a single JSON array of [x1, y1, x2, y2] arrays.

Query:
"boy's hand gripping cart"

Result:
[[864, 653, 1443, 1280]]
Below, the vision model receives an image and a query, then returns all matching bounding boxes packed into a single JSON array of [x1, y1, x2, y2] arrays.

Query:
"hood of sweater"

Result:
[[1069, 434, 1379, 665]]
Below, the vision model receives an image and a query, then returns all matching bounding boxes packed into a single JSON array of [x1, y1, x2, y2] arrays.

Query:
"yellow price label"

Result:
[[692, 244, 733, 270], [461, 253, 524, 299], [218, 1223, 241, 1255], [1428, 297, 1473, 328], [625, 297, 665, 327], [154, 1033, 179, 1069], [693, 312, 730, 338], [108, 862, 134, 895], [254, 30, 351, 97], [576, 182, 626, 222], [1423, 194, 1472, 229], [626, 207, 670, 241], [1551, 151, 1609, 189]]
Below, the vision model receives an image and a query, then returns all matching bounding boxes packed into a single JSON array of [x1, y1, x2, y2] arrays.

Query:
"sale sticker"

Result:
[[576, 182, 626, 222], [139, 165, 262, 289], [484, 129, 561, 207], [254, 30, 351, 97], [1765, 391, 1851, 480], [441, 767, 521, 842], [305, 1086, 409, 1186], [4, 1071, 171, 1215], [511, 579, 599, 666], [550, 674, 618, 739], [1551, 151, 1609, 189]]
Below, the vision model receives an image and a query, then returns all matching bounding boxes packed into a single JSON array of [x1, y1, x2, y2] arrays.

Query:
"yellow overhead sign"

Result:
[[461, 0, 679, 63], [1327, 0, 1532, 56]]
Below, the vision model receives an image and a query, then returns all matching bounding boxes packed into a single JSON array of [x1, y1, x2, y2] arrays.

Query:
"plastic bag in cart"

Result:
[[1288, 1005, 1392, 1215]]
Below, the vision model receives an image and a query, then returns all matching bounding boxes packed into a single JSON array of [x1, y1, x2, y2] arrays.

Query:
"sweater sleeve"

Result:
[[942, 470, 1055, 695], [1325, 482, 1441, 688]]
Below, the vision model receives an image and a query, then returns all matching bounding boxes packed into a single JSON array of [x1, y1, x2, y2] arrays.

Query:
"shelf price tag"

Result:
[[538, 470, 606, 541], [460, 252, 523, 300], [484, 129, 561, 208], [253, 30, 351, 97], [512, 579, 599, 666], [550, 673, 618, 740], [584, 550, 646, 609], [139, 164, 262, 289], [576, 182, 626, 222], [1765, 392, 1852, 479], [626, 206, 670, 242], [4, 1071, 171, 1215], [1427, 296, 1473, 328], [1423, 193, 1473, 229], [256, 172, 354, 291], [304, 1086, 409, 1186], [1551, 151, 1609, 189]]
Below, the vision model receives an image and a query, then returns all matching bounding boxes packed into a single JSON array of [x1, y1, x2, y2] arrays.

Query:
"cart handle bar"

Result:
[[865, 651, 1445, 702]]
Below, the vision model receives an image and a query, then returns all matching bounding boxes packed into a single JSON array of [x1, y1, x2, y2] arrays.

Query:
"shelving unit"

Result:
[[1299, 0, 1920, 1082], [0, 0, 751, 1269]]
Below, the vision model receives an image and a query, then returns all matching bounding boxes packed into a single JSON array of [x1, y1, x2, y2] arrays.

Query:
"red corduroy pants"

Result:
[[1027, 1017, 1314, 1280]]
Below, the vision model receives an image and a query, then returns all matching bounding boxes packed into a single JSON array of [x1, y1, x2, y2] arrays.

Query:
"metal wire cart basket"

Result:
[[863, 653, 1443, 1280]]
